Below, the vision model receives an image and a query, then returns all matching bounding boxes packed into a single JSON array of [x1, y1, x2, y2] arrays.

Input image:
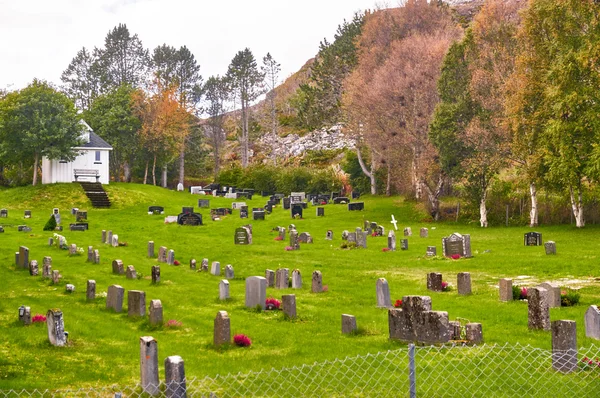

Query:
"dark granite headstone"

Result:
[[148, 206, 164, 214], [76, 210, 87, 222], [316, 207, 324, 217], [333, 197, 350, 204], [283, 197, 291, 210], [442, 233, 472, 258], [235, 227, 250, 245], [182, 207, 194, 215], [348, 202, 364, 211], [240, 206, 249, 219], [0, 209, 7, 217], [70, 224, 86, 231], [524, 232, 542, 246], [291, 204, 303, 219], [198, 199, 210, 208], [253, 211, 265, 220], [177, 212, 203, 226]]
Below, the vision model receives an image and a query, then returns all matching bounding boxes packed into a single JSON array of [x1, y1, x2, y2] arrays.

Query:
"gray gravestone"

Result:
[[19, 306, 31, 325], [356, 231, 367, 248], [112, 234, 119, 247], [552, 320, 577, 373], [219, 280, 230, 300], [388, 231, 396, 251], [235, 227, 250, 245], [69, 243, 77, 256], [282, 294, 297, 319], [128, 290, 146, 317], [86, 280, 96, 301], [107, 230, 113, 245], [404, 227, 412, 237], [265, 269, 275, 287], [51, 270, 61, 284], [499, 278, 513, 302], [245, 276, 267, 309], [149, 300, 163, 326], [94, 249, 100, 264], [42, 257, 52, 278], [326, 230, 333, 240], [225, 264, 234, 279], [211, 261, 220, 276], [427, 272, 443, 292], [152, 265, 160, 284], [148, 241, 155, 258], [107, 285, 125, 312], [528, 287, 550, 330], [214, 311, 230, 347], [292, 269, 302, 289], [276, 268, 289, 289], [376, 278, 392, 308], [164, 356, 186, 398], [189, 259, 196, 270], [158, 246, 167, 263], [102, 230, 106, 244], [420, 228, 428, 238], [400, 239, 408, 251], [388, 295, 450, 344], [29, 260, 38, 276], [457, 272, 472, 295], [538, 282, 561, 308], [87, 246, 94, 262], [290, 230, 300, 250], [466, 323, 483, 344], [201, 258, 208, 272], [426, 246, 437, 256], [126, 265, 137, 279], [140, 336, 159, 396], [585, 305, 600, 340], [112, 259, 124, 274], [19, 246, 29, 269], [167, 249, 175, 265], [342, 314, 357, 334], [46, 309, 66, 347], [524, 232, 542, 246], [545, 241, 556, 255], [312, 271, 323, 293]]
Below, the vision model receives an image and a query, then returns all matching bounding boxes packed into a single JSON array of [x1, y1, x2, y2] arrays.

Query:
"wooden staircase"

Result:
[[79, 182, 111, 208]]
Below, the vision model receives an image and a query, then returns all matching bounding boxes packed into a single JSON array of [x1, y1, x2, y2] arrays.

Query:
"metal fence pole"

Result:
[[409, 344, 416, 398]]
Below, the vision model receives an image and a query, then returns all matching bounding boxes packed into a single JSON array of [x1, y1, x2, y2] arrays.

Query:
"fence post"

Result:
[[409, 343, 416, 398]]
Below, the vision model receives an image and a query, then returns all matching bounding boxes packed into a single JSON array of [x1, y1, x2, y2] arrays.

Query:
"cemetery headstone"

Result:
[[499, 278, 513, 301], [457, 272, 472, 295], [225, 264, 234, 279], [291, 204, 303, 219], [106, 285, 125, 312], [552, 320, 577, 373], [282, 197, 291, 210], [93, 249, 100, 264], [46, 309, 67, 347], [24, 210, 32, 218], [253, 210, 265, 220], [19, 246, 29, 269], [290, 230, 300, 250], [376, 278, 392, 308], [69, 243, 77, 255], [76, 210, 87, 222], [316, 207, 325, 217], [165, 357, 187, 396], [158, 246, 167, 263], [427, 272, 443, 292], [86, 280, 96, 301], [29, 260, 39, 276], [148, 241, 155, 258], [298, 232, 312, 243], [102, 230, 106, 243], [65, 284, 75, 293], [388, 295, 450, 344], [400, 239, 408, 251], [524, 232, 542, 246], [466, 323, 483, 344], [19, 306, 31, 325], [198, 199, 210, 208], [219, 280, 230, 300], [128, 290, 146, 317], [112, 259, 124, 275], [348, 202, 364, 211], [545, 241, 557, 255], [167, 249, 175, 265], [420, 228, 428, 238], [538, 282, 561, 308], [189, 259, 196, 270], [276, 268, 289, 289], [240, 206, 249, 219], [107, 230, 113, 245], [148, 206, 164, 215], [528, 287, 550, 330], [177, 212, 203, 225], [51, 270, 61, 284], [140, 336, 159, 396], [585, 305, 600, 340], [42, 257, 52, 278], [387, 231, 396, 251], [442, 233, 472, 258], [211, 261, 220, 276], [87, 246, 94, 262], [245, 276, 267, 309], [201, 258, 208, 272], [356, 231, 367, 248], [126, 265, 137, 279], [312, 271, 323, 293], [292, 270, 302, 289], [0, 209, 7, 217], [18, 225, 32, 232], [265, 269, 275, 287], [151, 265, 160, 284], [234, 227, 251, 245], [278, 226, 286, 240], [333, 197, 349, 204], [404, 227, 412, 237], [214, 311, 230, 347], [342, 314, 357, 334], [149, 300, 163, 326], [326, 230, 333, 240], [282, 294, 297, 319]]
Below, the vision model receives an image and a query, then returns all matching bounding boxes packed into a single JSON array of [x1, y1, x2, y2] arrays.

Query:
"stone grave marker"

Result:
[[211, 261, 220, 276], [165, 356, 187, 396], [94, 249, 100, 264], [545, 241, 556, 255], [167, 249, 175, 265], [189, 259, 196, 270], [388, 296, 450, 344], [404, 227, 412, 237], [102, 230, 106, 243], [240, 206, 249, 219], [528, 287, 550, 330], [29, 260, 39, 276], [234, 227, 250, 245], [348, 202, 364, 211], [76, 210, 87, 221], [420, 228, 428, 238], [106, 230, 113, 244], [282, 294, 296, 319], [0, 209, 7, 217], [107, 285, 125, 312], [442, 233, 472, 258], [198, 199, 210, 208], [86, 280, 96, 301], [18, 225, 32, 232], [466, 323, 483, 344], [19, 306, 31, 325], [291, 204, 303, 219], [19, 246, 29, 269], [282, 197, 291, 210], [292, 270, 302, 289], [276, 268, 289, 289], [326, 230, 333, 240], [23, 210, 31, 218], [46, 309, 67, 347], [158, 246, 167, 263], [376, 278, 392, 308], [182, 206, 194, 214], [87, 246, 94, 262], [427, 272, 443, 292], [126, 265, 137, 279], [214, 311, 230, 347], [316, 207, 325, 217], [140, 336, 159, 396], [400, 239, 408, 250], [312, 271, 323, 293], [253, 210, 265, 220], [333, 197, 349, 204], [265, 269, 275, 287], [149, 300, 163, 326], [524, 232, 542, 246], [112, 259, 124, 275], [128, 290, 146, 317], [278, 226, 286, 240], [52, 208, 61, 224], [201, 258, 209, 272], [585, 305, 600, 340], [148, 206, 164, 215], [356, 231, 367, 248], [457, 272, 472, 295], [51, 270, 61, 284], [42, 257, 52, 278], [177, 212, 203, 226], [151, 265, 160, 284], [164, 215, 178, 223], [69, 243, 77, 255], [538, 282, 561, 308], [65, 284, 75, 293], [387, 231, 396, 251], [245, 276, 267, 309], [298, 232, 312, 243], [147, 241, 155, 258], [342, 314, 357, 334], [219, 280, 230, 300], [225, 264, 234, 279], [552, 320, 577, 373], [290, 230, 300, 250], [426, 246, 437, 257]]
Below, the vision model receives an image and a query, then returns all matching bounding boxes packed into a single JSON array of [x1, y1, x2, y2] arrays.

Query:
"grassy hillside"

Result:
[[1, 183, 600, 390]]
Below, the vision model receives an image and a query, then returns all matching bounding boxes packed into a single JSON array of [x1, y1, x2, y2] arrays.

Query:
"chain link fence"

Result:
[[2, 343, 600, 397]]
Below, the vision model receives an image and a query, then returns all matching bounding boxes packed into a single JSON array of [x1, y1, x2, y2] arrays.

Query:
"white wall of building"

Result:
[[42, 149, 111, 184]]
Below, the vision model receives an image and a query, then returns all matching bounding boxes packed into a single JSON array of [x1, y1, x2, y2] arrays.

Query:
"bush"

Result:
[[43, 215, 57, 231], [561, 290, 580, 307], [512, 285, 527, 300]]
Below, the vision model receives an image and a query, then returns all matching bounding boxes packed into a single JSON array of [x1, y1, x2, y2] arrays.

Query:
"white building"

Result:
[[41, 121, 113, 185]]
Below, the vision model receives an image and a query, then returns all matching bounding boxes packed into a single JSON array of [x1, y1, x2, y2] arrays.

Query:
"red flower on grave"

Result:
[[520, 287, 528, 299], [274, 236, 283, 241], [371, 232, 377, 237], [442, 282, 450, 291], [173, 260, 180, 266], [234, 334, 252, 347], [32, 314, 46, 323], [320, 201, 327, 205], [323, 285, 329, 292], [394, 299, 403, 308], [451, 254, 460, 260], [285, 246, 294, 251], [382, 247, 390, 252], [166, 319, 182, 328], [265, 297, 281, 310]]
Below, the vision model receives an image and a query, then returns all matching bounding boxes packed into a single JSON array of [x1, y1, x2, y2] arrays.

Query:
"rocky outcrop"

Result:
[[259, 125, 355, 158]]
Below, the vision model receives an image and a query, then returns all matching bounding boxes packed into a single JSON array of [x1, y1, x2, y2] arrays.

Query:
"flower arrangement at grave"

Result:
[[265, 297, 281, 310], [450, 254, 461, 260], [274, 236, 283, 241], [382, 247, 390, 252], [581, 357, 600, 370], [442, 282, 452, 292], [394, 299, 403, 308], [285, 246, 294, 251], [53, 233, 68, 250], [32, 314, 46, 323], [166, 319, 183, 328], [173, 260, 180, 266], [323, 285, 329, 292], [233, 334, 252, 347], [512, 286, 528, 300], [560, 289, 580, 306]]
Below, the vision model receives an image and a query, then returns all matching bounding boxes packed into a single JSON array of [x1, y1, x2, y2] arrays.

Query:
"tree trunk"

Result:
[[422, 176, 444, 221], [178, 147, 185, 185], [529, 182, 538, 227], [570, 184, 585, 228], [152, 154, 157, 186], [241, 100, 249, 168], [162, 165, 168, 188], [386, 163, 392, 196], [123, 160, 131, 183], [356, 146, 376, 195], [32, 152, 39, 186], [143, 160, 149, 185], [480, 189, 488, 227], [412, 152, 422, 200], [213, 126, 221, 179]]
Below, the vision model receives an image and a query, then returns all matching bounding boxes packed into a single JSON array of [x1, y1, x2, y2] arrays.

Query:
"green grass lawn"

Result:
[[1, 183, 599, 390]]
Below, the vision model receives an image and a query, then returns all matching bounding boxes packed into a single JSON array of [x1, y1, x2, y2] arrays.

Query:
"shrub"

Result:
[[43, 215, 57, 231], [512, 285, 528, 300], [233, 334, 252, 347], [442, 282, 452, 292], [561, 290, 580, 307]]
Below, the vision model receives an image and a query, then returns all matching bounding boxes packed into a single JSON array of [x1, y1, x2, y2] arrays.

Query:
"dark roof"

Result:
[[79, 131, 112, 149]]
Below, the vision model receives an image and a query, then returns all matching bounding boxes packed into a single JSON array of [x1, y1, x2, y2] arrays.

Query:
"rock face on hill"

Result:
[[259, 125, 355, 158]]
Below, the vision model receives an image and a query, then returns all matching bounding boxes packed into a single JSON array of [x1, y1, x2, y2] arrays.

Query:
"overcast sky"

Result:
[[0, 0, 383, 92]]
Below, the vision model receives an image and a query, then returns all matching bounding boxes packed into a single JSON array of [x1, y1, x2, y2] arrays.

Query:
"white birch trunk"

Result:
[[480, 190, 488, 227], [162, 165, 167, 188], [529, 182, 538, 227], [570, 185, 585, 228], [32, 153, 39, 186], [356, 146, 376, 195]]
